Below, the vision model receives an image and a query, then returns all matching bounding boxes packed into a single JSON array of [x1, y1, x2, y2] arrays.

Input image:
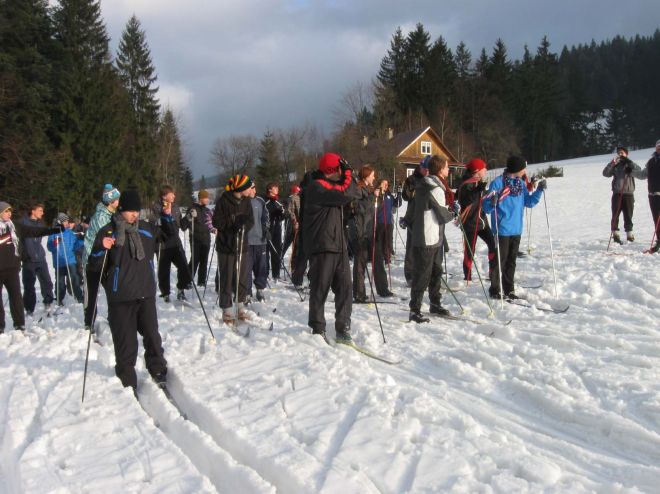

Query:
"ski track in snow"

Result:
[[1, 150, 660, 492]]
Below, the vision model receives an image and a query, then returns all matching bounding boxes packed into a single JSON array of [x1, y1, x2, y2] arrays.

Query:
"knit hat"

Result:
[[56, 212, 70, 224], [655, 139, 660, 147], [225, 175, 253, 192], [0, 201, 11, 214], [420, 156, 432, 169], [102, 183, 121, 205], [118, 189, 142, 212], [198, 189, 209, 200], [318, 153, 341, 175], [506, 156, 526, 174], [290, 185, 301, 194], [616, 145, 628, 155], [466, 158, 487, 173]]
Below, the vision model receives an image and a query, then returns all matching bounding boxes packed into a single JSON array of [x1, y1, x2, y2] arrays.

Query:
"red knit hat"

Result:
[[318, 153, 341, 175], [290, 185, 301, 194], [466, 158, 487, 173]]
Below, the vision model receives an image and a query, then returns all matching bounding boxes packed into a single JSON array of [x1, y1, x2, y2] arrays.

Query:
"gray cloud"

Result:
[[100, 0, 660, 177]]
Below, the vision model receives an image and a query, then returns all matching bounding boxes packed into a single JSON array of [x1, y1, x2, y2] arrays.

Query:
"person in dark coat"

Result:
[[282, 185, 301, 272], [632, 139, 660, 253], [400, 158, 430, 286], [457, 158, 497, 281], [186, 189, 215, 286], [303, 153, 360, 342], [265, 183, 287, 281], [603, 146, 642, 243], [88, 190, 166, 391], [291, 171, 320, 288], [246, 183, 269, 302], [351, 164, 379, 303], [212, 175, 255, 323], [21, 203, 55, 316], [374, 178, 400, 296], [405, 156, 457, 323], [149, 185, 192, 302], [0, 202, 61, 332]]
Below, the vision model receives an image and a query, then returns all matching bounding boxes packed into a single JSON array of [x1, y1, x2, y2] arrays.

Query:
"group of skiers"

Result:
[[2, 141, 659, 394]]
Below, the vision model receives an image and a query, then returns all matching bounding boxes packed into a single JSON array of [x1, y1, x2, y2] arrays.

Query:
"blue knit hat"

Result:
[[102, 183, 120, 205], [420, 156, 431, 169]]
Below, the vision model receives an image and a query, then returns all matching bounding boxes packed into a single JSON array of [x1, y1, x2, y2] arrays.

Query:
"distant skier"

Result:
[[603, 146, 642, 243], [632, 139, 660, 253], [265, 183, 287, 282], [21, 203, 55, 316], [282, 184, 301, 267], [187, 189, 215, 286], [246, 182, 269, 302], [400, 158, 430, 286], [47, 213, 84, 305], [375, 178, 401, 278], [483, 156, 546, 299], [352, 164, 378, 303]]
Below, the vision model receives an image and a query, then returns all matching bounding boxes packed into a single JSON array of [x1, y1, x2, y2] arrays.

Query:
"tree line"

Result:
[[0, 0, 193, 220]]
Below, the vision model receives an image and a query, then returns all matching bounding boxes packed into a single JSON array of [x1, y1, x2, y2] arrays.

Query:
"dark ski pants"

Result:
[[158, 246, 192, 296], [55, 263, 83, 304], [217, 250, 250, 309], [308, 251, 352, 334], [291, 240, 308, 287], [247, 244, 268, 292], [374, 224, 390, 294], [611, 193, 635, 232], [22, 260, 54, 312], [0, 268, 25, 330], [404, 229, 414, 285], [409, 246, 443, 313], [108, 297, 166, 389], [267, 229, 283, 280], [189, 241, 210, 286], [352, 239, 371, 300], [490, 235, 521, 296], [462, 225, 497, 281], [84, 267, 102, 327], [650, 195, 660, 239]]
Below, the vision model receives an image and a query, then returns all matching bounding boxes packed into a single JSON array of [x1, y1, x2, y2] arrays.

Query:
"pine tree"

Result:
[[403, 23, 431, 129], [422, 35, 456, 138], [156, 107, 191, 206], [256, 130, 281, 188]]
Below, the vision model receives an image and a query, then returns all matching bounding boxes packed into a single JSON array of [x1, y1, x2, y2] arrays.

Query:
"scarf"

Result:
[[439, 176, 455, 205], [503, 172, 524, 197], [113, 214, 145, 261], [0, 219, 20, 257]]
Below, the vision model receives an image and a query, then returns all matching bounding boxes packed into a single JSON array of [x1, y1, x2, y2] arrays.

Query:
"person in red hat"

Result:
[[302, 152, 360, 343], [282, 184, 301, 267], [456, 158, 497, 282]]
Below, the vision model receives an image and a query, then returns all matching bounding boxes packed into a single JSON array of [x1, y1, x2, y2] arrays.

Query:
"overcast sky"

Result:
[[100, 0, 660, 178]]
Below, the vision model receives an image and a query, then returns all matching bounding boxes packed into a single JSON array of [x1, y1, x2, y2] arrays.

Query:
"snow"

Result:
[[2, 148, 660, 493]]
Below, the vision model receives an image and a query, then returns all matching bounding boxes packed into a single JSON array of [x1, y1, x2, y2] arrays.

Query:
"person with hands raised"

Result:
[[603, 146, 642, 243]]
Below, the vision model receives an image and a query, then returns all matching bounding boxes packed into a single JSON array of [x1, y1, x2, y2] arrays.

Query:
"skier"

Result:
[[0, 201, 62, 333], [400, 157, 430, 286], [21, 203, 55, 316], [47, 213, 84, 305], [352, 164, 378, 303], [265, 183, 286, 282], [282, 184, 301, 267], [186, 189, 215, 286], [88, 189, 167, 392], [632, 139, 660, 253], [456, 158, 497, 281], [483, 156, 546, 299], [149, 185, 192, 302], [406, 156, 458, 323], [303, 153, 359, 342], [212, 175, 255, 323], [246, 183, 269, 302], [374, 178, 400, 295], [602, 146, 642, 243], [82, 184, 120, 331]]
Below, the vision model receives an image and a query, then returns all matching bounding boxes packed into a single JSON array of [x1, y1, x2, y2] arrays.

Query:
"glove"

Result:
[[189, 208, 197, 218], [339, 158, 353, 173], [233, 214, 247, 229], [452, 200, 461, 216], [398, 218, 409, 230], [537, 179, 547, 191]]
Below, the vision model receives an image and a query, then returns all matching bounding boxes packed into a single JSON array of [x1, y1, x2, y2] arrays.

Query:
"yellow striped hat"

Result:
[[225, 174, 253, 192]]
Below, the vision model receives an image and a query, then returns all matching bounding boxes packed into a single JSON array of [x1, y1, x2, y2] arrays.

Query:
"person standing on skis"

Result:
[[603, 146, 642, 244], [632, 139, 660, 253], [351, 164, 378, 304]]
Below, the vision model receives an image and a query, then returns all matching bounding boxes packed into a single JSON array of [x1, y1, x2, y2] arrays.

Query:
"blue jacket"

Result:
[[376, 191, 402, 226], [47, 228, 84, 268], [482, 174, 542, 237], [21, 217, 47, 263]]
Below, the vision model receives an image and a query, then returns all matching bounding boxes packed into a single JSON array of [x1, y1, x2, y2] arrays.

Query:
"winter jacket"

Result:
[[457, 174, 489, 231], [21, 217, 48, 263], [186, 202, 213, 246], [634, 152, 660, 194], [0, 220, 57, 272], [602, 157, 641, 194], [287, 194, 301, 224], [265, 195, 286, 239], [407, 175, 455, 248], [302, 169, 360, 255], [212, 192, 254, 254], [353, 186, 376, 242], [482, 174, 543, 237], [47, 228, 84, 267], [83, 202, 114, 266], [88, 218, 158, 303], [376, 191, 402, 225], [402, 168, 426, 202], [248, 196, 268, 246], [150, 201, 189, 250]]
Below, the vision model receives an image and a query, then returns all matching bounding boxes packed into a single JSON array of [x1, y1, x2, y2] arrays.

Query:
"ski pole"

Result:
[[382, 198, 392, 290], [268, 239, 304, 302], [365, 266, 386, 344], [59, 231, 76, 300], [439, 273, 463, 312], [646, 213, 660, 253], [191, 212, 195, 283], [203, 234, 216, 298], [455, 216, 494, 314], [82, 249, 108, 403], [177, 240, 215, 340], [493, 198, 505, 310], [526, 207, 533, 255], [371, 194, 378, 282], [543, 192, 558, 299], [234, 227, 245, 321]]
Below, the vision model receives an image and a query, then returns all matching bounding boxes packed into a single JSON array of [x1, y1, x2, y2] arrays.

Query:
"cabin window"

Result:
[[420, 141, 432, 155], [406, 168, 414, 177]]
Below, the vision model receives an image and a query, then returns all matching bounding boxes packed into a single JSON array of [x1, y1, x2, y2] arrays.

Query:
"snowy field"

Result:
[[1, 149, 659, 493]]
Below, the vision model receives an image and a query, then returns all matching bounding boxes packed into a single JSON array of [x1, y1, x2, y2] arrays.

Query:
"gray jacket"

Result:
[[407, 175, 455, 248], [248, 196, 268, 246], [603, 157, 641, 194]]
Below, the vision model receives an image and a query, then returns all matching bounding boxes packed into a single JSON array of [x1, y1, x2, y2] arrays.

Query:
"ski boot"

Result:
[[409, 311, 430, 323], [626, 231, 635, 242], [237, 303, 250, 321], [256, 289, 265, 302], [176, 290, 187, 302], [429, 303, 451, 316], [611, 231, 623, 245]]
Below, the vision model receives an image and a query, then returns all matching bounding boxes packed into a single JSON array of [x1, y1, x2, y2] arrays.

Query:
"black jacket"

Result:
[[302, 169, 360, 255], [265, 196, 286, 236], [456, 173, 489, 231], [150, 201, 189, 250], [21, 217, 49, 263], [186, 202, 212, 246], [0, 220, 57, 272], [212, 192, 254, 254], [635, 152, 660, 193], [353, 186, 376, 242], [88, 218, 158, 303]]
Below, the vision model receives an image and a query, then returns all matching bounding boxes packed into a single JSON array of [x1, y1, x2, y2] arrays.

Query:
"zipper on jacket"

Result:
[[112, 266, 120, 292]]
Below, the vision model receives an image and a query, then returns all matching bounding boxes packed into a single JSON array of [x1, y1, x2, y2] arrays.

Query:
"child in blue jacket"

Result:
[[47, 213, 84, 305], [482, 156, 546, 299]]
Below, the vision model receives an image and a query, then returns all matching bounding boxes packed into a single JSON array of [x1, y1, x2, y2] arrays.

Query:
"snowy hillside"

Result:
[[1, 149, 659, 493]]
